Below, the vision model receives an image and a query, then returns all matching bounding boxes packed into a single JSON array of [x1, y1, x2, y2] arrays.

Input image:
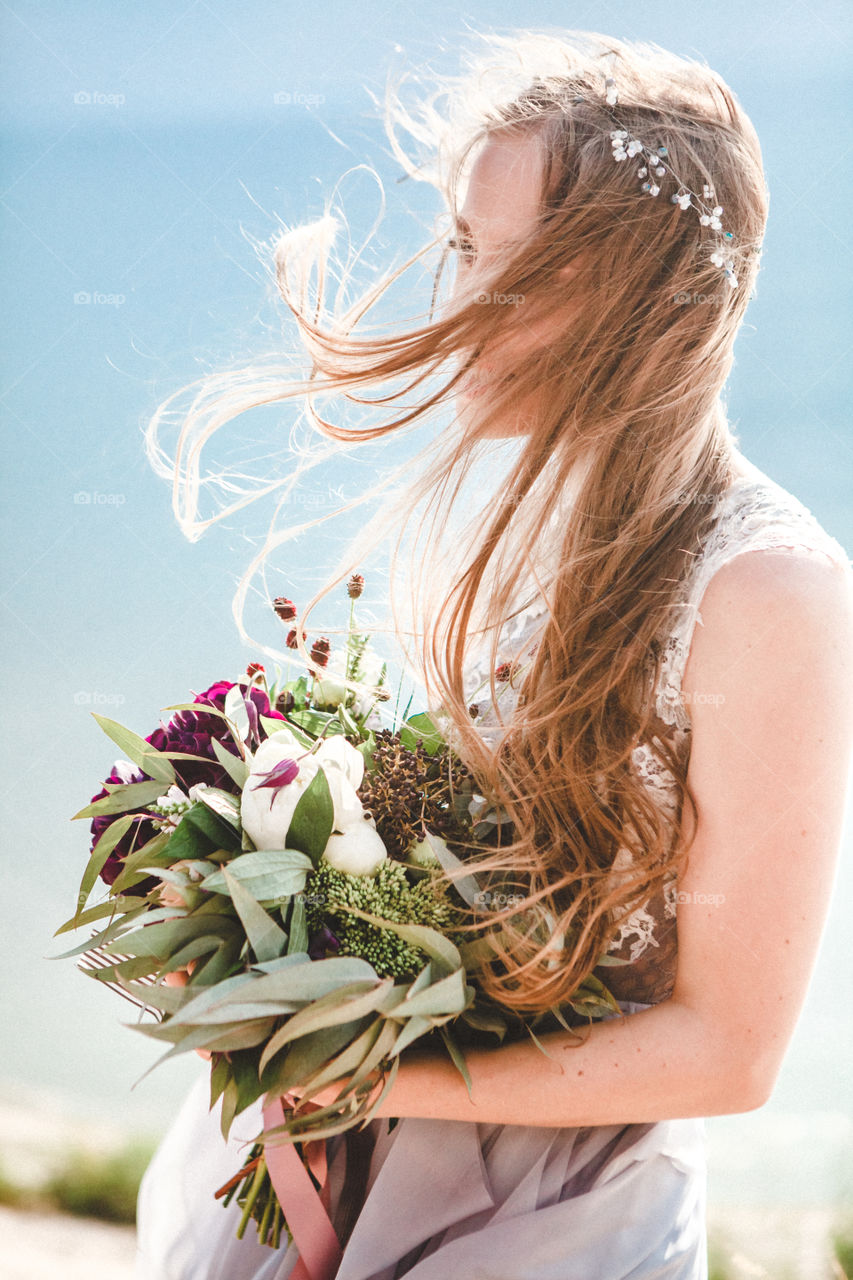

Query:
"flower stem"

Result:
[[258, 1182, 275, 1244], [346, 596, 355, 683], [236, 1155, 268, 1240]]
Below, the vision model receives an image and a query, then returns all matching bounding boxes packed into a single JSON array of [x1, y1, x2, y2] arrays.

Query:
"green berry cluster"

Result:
[[304, 858, 464, 980]]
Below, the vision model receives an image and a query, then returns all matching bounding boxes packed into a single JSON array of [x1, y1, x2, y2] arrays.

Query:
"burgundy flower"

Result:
[[89, 762, 162, 891], [246, 662, 265, 677], [309, 637, 331, 668], [346, 574, 364, 600], [495, 661, 519, 684], [89, 679, 286, 889], [286, 629, 306, 651], [307, 924, 341, 960], [273, 597, 297, 622]]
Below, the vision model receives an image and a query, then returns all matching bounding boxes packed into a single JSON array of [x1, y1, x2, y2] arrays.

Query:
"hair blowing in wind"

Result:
[[144, 29, 769, 1017]]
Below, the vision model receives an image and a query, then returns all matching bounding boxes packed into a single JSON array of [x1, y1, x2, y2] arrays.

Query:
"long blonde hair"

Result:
[[145, 30, 768, 1015]]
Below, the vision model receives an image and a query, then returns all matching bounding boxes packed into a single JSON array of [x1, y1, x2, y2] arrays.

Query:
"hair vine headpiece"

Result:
[[603, 75, 739, 289]]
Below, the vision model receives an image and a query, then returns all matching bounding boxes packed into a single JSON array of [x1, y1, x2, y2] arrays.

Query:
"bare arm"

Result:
[[302, 550, 853, 1125]]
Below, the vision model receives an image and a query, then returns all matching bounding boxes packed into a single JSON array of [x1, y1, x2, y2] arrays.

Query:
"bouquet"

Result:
[[55, 575, 623, 1252]]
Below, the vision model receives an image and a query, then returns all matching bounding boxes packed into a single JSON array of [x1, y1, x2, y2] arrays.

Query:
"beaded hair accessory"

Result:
[[603, 75, 739, 289]]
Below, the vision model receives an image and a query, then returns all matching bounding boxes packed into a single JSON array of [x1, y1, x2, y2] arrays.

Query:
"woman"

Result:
[[136, 29, 852, 1280]]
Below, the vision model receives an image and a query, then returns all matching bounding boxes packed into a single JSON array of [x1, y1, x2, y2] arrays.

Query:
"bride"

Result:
[[135, 28, 852, 1280]]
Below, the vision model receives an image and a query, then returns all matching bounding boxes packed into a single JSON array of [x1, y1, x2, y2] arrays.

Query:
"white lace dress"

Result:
[[135, 460, 849, 1280]]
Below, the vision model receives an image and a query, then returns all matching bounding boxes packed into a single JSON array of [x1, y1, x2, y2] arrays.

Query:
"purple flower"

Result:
[[307, 924, 341, 961], [88, 679, 286, 889]]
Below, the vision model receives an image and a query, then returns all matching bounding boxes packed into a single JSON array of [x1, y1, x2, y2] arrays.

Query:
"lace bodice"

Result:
[[464, 460, 850, 1006]]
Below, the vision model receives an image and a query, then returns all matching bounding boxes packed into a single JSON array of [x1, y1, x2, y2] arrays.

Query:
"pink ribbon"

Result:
[[262, 1093, 343, 1280]]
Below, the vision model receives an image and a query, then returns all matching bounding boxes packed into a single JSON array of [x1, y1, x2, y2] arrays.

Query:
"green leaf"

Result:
[[263, 715, 311, 745], [54, 894, 139, 937], [460, 1003, 508, 1042], [191, 935, 244, 987], [438, 1023, 473, 1098], [288, 708, 344, 737], [231, 1050, 267, 1117], [49, 903, 150, 960], [395, 966, 471, 1019], [71, 813, 135, 919], [420, 830, 483, 907], [85, 954, 162, 986], [211, 737, 250, 789], [348, 1018, 399, 1092], [183, 802, 242, 852], [201, 850, 313, 903], [210, 1054, 231, 1111], [220, 1076, 240, 1141], [292, 1019, 384, 1098], [221, 868, 288, 964], [136, 1015, 276, 1053], [336, 704, 361, 739], [99, 913, 236, 961], [191, 787, 242, 830], [258, 979, 398, 1073], [72, 780, 168, 820], [399, 711, 444, 755], [90, 714, 177, 785], [285, 893, 309, 955], [119, 979, 192, 1016], [265, 1018, 374, 1093], [108, 831, 173, 895], [283, 768, 333, 867], [387, 1014, 434, 1058]]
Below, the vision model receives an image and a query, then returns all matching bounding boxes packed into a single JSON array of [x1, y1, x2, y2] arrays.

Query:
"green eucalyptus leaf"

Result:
[[220, 1076, 240, 1142], [220, 868, 288, 964], [288, 709, 344, 737], [99, 913, 235, 961], [90, 714, 177, 785], [395, 966, 470, 1019], [266, 1018, 374, 1091], [54, 894, 141, 937], [71, 813, 135, 918], [210, 1054, 231, 1111], [292, 1020, 384, 1097], [438, 1023, 473, 1097], [49, 905, 150, 960], [108, 831, 173, 895], [201, 850, 313, 902], [211, 737, 250, 789], [387, 1014, 434, 1057], [285, 893, 309, 955], [183, 802, 242, 852], [420, 830, 483, 907], [72, 780, 168, 820], [258, 979, 397, 1074]]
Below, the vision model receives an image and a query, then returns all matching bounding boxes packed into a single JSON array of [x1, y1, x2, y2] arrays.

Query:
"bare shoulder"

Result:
[[682, 546, 853, 701]]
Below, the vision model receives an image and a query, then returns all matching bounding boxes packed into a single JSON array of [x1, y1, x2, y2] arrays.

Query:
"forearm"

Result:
[[373, 998, 761, 1127]]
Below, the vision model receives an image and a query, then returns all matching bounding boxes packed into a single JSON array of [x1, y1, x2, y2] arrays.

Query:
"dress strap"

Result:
[[656, 473, 850, 732]]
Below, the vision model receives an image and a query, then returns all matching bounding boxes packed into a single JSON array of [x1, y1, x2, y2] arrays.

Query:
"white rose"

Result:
[[240, 729, 369, 851], [323, 821, 388, 876]]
